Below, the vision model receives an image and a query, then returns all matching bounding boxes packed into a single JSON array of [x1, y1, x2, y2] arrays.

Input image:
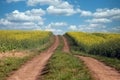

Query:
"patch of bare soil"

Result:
[[77, 56, 120, 80], [7, 36, 59, 80], [0, 51, 27, 59], [62, 36, 70, 53]]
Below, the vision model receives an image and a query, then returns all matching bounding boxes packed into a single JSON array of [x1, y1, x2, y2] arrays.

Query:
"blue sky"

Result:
[[0, 0, 120, 34]]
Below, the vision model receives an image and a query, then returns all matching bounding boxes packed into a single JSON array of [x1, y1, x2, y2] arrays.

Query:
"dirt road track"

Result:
[[62, 36, 70, 53], [63, 36, 120, 80], [7, 36, 59, 80], [77, 56, 120, 80]]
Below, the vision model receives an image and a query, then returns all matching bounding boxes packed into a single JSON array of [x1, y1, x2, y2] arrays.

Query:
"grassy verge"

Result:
[[0, 55, 34, 80], [72, 50, 120, 72], [0, 36, 54, 80], [40, 36, 92, 80]]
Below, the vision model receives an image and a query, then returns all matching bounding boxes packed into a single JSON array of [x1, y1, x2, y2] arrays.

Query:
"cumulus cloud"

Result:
[[111, 27, 120, 33], [88, 24, 106, 28], [27, 0, 73, 8], [79, 10, 92, 17], [0, 9, 45, 30], [78, 24, 107, 32], [27, 0, 60, 6], [80, 8, 120, 23], [3, 0, 120, 33], [25, 8, 45, 16], [69, 25, 77, 31], [45, 28, 63, 33], [6, 0, 25, 3], [0, 18, 39, 30], [6, 10, 43, 23], [80, 8, 120, 18], [81, 8, 120, 33], [93, 8, 120, 18], [47, 6, 76, 16], [27, 0, 77, 16], [111, 15, 120, 20], [0, 19, 12, 26], [45, 28, 63, 34], [69, 23, 106, 32], [46, 22, 67, 28], [44, 22, 67, 34], [46, 1, 77, 16], [86, 18, 111, 23]]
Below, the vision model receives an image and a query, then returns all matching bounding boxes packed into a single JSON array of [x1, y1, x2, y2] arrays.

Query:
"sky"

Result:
[[0, 0, 120, 34]]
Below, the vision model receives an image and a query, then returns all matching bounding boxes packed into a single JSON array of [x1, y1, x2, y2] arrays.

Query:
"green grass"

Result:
[[40, 36, 92, 80], [0, 36, 54, 80], [0, 56, 33, 80]]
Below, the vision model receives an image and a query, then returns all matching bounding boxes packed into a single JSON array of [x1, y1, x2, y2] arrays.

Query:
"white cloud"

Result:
[[27, 0, 60, 6], [27, 0, 77, 16], [111, 27, 120, 33], [88, 24, 106, 28], [93, 8, 120, 18], [45, 28, 62, 32], [46, 1, 77, 16], [47, 6, 76, 16], [81, 8, 120, 23], [6, 10, 43, 22], [77, 23, 106, 32], [0, 19, 40, 30], [0, 9, 45, 30], [46, 22, 67, 28], [0, 19, 12, 26], [45, 28, 63, 34], [86, 18, 111, 23], [25, 8, 45, 16], [68, 24, 106, 32], [6, 0, 24, 3], [44, 22, 67, 34], [111, 15, 120, 20], [81, 8, 120, 33], [5, 10, 44, 26], [79, 10, 92, 17], [79, 8, 120, 20], [27, 0, 73, 8], [69, 25, 77, 31]]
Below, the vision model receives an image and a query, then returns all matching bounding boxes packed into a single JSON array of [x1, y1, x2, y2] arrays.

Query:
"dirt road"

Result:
[[62, 36, 70, 53], [77, 56, 120, 80], [63, 36, 120, 80], [7, 36, 59, 80]]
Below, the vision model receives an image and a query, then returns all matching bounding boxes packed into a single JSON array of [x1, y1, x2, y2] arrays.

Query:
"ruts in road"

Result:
[[7, 36, 59, 80]]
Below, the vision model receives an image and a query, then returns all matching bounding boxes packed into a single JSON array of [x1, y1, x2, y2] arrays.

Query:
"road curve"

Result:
[[77, 56, 120, 80], [62, 36, 120, 80], [7, 36, 59, 80]]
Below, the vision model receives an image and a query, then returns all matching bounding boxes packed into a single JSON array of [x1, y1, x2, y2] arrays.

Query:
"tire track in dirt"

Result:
[[62, 36, 70, 53], [63, 36, 120, 80], [76, 56, 120, 80], [7, 36, 59, 80]]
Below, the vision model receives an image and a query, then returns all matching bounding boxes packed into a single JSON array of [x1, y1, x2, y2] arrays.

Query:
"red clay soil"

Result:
[[63, 37, 120, 80], [62, 36, 70, 53], [7, 36, 59, 80], [77, 56, 120, 80]]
